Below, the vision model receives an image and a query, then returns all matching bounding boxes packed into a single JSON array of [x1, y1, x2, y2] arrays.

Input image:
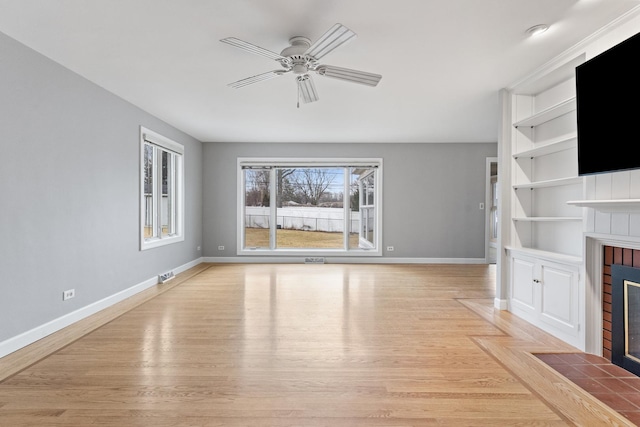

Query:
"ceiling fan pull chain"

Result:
[[297, 82, 300, 108]]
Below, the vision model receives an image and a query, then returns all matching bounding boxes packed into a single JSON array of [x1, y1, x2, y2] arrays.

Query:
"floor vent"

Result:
[[304, 257, 325, 264], [159, 271, 175, 283]]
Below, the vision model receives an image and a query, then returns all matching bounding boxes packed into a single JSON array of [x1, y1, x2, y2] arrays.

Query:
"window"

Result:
[[358, 170, 376, 248], [238, 158, 382, 255], [490, 175, 498, 242], [140, 127, 184, 250]]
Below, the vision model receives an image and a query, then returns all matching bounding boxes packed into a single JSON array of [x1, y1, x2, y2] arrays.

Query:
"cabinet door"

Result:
[[539, 261, 579, 337], [511, 256, 537, 317]]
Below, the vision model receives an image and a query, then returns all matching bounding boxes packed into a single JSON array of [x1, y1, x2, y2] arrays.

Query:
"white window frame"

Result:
[[237, 157, 383, 256], [358, 169, 376, 249], [140, 126, 185, 250]]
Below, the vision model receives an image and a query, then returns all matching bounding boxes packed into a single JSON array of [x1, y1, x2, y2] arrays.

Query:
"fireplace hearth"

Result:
[[611, 264, 640, 376]]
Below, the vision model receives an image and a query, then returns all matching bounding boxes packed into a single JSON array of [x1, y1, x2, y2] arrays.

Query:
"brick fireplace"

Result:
[[602, 245, 640, 362]]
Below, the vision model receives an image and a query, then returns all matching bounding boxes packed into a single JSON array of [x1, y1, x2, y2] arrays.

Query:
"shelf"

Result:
[[505, 246, 583, 265], [513, 216, 582, 222], [513, 97, 576, 128], [513, 132, 577, 159], [513, 176, 583, 190], [567, 199, 640, 213]]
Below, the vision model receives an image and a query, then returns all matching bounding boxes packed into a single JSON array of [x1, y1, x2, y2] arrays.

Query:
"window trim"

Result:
[[140, 126, 185, 250], [237, 157, 383, 256], [358, 169, 376, 249]]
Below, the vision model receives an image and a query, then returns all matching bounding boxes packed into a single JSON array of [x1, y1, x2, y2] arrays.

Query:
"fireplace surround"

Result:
[[596, 243, 640, 377], [611, 263, 640, 376]]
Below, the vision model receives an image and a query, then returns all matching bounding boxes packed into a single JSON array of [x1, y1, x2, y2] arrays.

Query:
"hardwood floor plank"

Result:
[[0, 263, 633, 425], [0, 262, 212, 383]]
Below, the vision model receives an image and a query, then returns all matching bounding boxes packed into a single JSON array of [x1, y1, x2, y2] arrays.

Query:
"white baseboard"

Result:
[[203, 256, 488, 264], [494, 298, 508, 310], [0, 257, 204, 359], [174, 257, 204, 274]]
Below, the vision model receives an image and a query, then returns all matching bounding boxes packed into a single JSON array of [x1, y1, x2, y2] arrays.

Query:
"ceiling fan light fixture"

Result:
[[292, 63, 308, 74], [526, 24, 549, 37]]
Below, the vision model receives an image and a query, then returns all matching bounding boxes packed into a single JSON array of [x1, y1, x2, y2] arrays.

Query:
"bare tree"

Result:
[[276, 168, 296, 207], [245, 169, 270, 206], [143, 144, 154, 194], [289, 168, 335, 206]]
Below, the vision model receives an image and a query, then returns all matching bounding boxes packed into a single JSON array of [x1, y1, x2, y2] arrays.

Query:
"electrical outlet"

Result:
[[197, 246, 201, 251], [387, 246, 395, 252], [159, 271, 175, 283], [218, 245, 225, 250], [62, 289, 75, 301]]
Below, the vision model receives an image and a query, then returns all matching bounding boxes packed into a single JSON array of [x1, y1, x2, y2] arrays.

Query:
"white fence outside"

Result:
[[245, 206, 360, 233]]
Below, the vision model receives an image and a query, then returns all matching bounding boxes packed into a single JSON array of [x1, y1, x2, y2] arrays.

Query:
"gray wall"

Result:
[[0, 28, 496, 349], [203, 142, 496, 259], [0, 32, 203, 342]]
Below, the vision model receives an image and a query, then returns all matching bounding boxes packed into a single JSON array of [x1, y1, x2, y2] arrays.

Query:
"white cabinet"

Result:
[[511, 255, 537, 316], [509, 250, 581, 348]]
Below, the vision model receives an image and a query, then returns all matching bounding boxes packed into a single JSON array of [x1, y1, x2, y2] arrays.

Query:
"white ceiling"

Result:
[[1, 0, 639, 143]]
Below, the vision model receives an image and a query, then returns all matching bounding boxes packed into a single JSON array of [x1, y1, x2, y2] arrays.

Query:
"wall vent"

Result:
[[159, 271, 175, 283], [304, 257, 325, 264]]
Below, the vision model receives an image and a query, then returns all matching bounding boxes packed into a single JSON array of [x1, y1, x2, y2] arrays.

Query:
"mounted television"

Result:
[[576, 31, 640, 176]]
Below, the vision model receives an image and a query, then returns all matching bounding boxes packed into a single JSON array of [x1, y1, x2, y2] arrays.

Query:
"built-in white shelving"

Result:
[[508, 57, 584, 260], [567, 199, 640, 213], [512, 176, 583, 190], [513, 97, 576, 128], [512, 216, 582, 222], [506, 246, 583, 265], [507, 82, 584, 348], [512, 132, 577, 159]]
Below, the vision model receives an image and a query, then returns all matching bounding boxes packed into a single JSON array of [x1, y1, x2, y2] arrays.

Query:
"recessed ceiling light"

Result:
[[526, 24, 549, 37]]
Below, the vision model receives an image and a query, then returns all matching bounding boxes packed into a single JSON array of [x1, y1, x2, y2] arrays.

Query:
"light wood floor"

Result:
[[0, 263, 634, 426]]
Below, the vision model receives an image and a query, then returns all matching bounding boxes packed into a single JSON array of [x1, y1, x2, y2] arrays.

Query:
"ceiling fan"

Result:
[[220, 23, 382, 107]]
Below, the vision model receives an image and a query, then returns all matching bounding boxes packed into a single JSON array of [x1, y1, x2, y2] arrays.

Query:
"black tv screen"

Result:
[[576, 31, 640, 176]]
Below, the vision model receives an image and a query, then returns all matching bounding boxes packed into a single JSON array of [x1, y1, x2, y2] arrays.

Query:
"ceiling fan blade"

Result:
[[304, 23, 356, 60], [221, 37, 290, 64], [316, 65, 382, 87], [228, 70, 289, 89], [297, 74, 319, 103]]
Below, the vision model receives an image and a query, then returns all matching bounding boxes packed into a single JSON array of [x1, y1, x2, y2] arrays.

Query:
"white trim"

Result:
[[140, 126, 185, 251], [506, 5, 640, 92], [239, 157, 382, 168], [203, 256, 487, 264], [485, 157, 498, 264], [237, 162, 244, 254], [0, 257, 204, 359], [141, 127, 184, 155], [494, 298, 508, 310], [237, 157, 383, 256]]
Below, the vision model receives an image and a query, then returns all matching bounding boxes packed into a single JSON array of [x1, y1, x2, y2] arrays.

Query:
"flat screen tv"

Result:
[[576, 31, 640, 176]]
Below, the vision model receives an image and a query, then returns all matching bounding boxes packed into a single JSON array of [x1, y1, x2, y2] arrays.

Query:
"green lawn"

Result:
[[244, 228, 360, 249]]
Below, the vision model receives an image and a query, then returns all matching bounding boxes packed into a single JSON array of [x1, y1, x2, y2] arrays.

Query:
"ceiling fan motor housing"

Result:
[[280, 36, 311, 56], [281, 37, 318, 74]]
